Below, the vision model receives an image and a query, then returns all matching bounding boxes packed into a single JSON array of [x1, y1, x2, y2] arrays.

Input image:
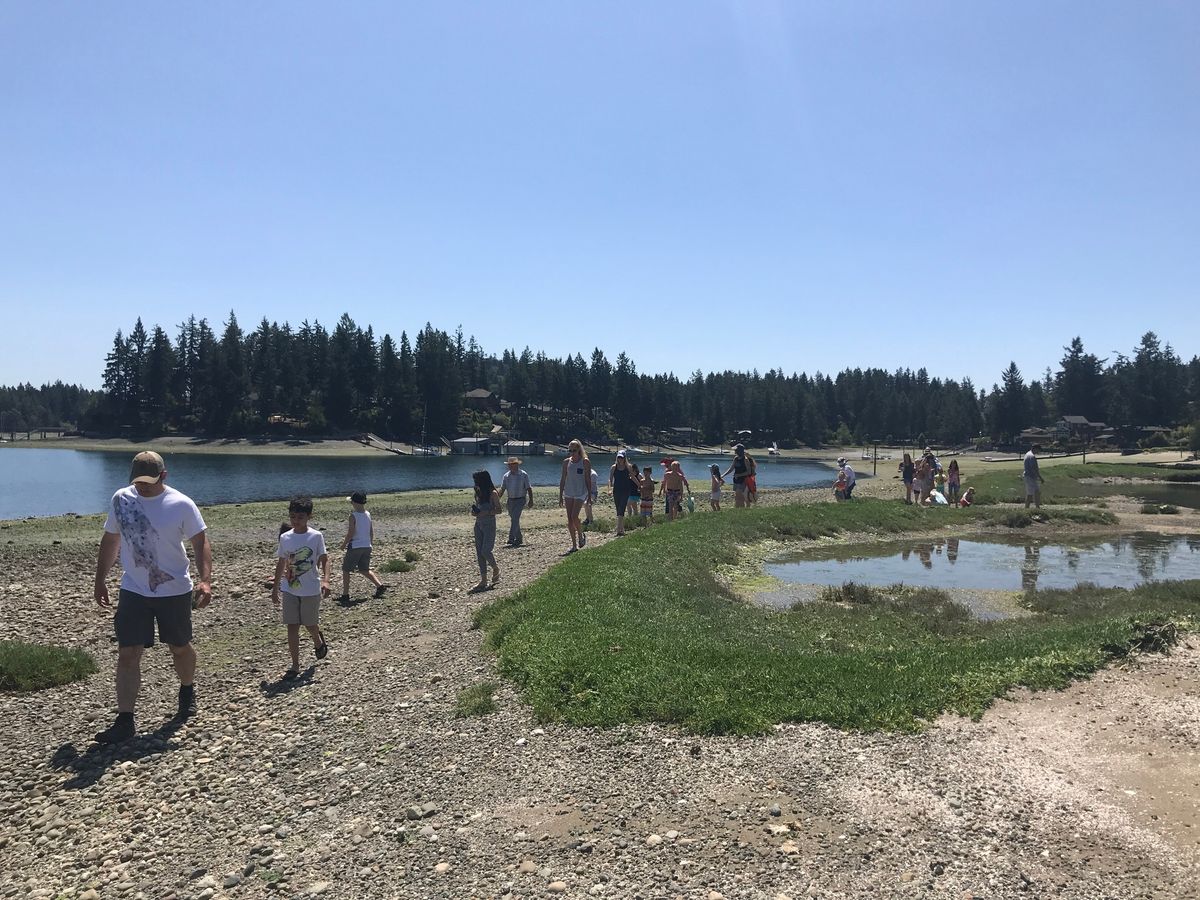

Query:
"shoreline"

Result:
[[7, 433, 1192, 467]]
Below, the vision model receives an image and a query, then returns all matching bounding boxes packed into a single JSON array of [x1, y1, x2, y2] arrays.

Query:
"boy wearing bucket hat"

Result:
[[338, 492, 387, 601]]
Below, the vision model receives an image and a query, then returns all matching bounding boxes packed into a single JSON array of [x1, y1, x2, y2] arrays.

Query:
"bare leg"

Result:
[[287, 624, 300, 671], [115, 645, 144, 714], [341, 571, 351, 596], [366, 569, 383, 588], [565, 498, 583, 547], [168, 642, 197, 687], [306, 624, 322, 649]]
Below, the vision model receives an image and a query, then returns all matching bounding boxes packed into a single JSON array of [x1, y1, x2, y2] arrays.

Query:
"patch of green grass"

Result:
[[404, 549, 422, 563], [381, 559, 413, 573], [473, 499, 1200, 734], [974, 507, 1117, 528], [0, 641, 97, 692], [454, 681, 498, 717], [1140, 503, 1180, 515], [966, 462, 1184, 506]]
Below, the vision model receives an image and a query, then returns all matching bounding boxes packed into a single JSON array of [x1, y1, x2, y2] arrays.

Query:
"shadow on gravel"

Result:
[[337, 596, 371, 608], [259, 665, 316, 697], [49, 717, 186, 790]]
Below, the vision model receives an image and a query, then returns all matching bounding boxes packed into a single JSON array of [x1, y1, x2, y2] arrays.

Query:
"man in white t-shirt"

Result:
[[93, 451, 212, 744]]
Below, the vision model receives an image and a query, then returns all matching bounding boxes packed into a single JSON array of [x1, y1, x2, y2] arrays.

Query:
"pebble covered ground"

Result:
[[1, 480, 1197, 899]]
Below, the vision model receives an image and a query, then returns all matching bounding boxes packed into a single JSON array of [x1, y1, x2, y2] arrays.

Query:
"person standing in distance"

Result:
[[721, 444, 757, 508], [837, 457, 856, 500], [1023, 444, 1045, 509], [93, 451, 212, 743]]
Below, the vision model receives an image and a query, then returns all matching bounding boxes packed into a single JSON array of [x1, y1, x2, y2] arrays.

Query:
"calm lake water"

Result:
[[766, 532, 1200, 593], [0, 448, 835, 520]]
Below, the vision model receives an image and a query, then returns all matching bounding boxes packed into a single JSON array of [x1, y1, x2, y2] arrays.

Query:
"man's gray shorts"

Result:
[[115, 588, 193, 648], [342, 546, 373, 573]]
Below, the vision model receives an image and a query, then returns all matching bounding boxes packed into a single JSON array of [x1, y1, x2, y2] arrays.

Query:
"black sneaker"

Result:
[[177, 687, 197, 720], [315, 632, 329, 659], [283, 668, 299, 681], [94, 714, 135, 745], [337, 593, 350, 603], [373, 584, 388, 599]]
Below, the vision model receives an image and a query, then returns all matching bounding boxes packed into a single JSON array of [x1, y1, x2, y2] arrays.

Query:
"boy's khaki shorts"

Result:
[[281, 593, 320, 627]]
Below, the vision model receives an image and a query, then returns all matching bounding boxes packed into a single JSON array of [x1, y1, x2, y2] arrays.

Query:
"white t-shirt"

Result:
[[103, 485, 207, 598], [843, 464, 856, 486], [349, 510, 372, 549], [276, 528, 328, 596]]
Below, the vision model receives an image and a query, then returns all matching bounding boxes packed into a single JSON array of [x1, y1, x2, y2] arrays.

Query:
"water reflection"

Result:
[[1021, 545, 1040, 592], [767, 533, 1200, 593]]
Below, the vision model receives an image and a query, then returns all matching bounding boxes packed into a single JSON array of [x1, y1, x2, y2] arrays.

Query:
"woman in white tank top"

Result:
[[558, 439, 593, 552]]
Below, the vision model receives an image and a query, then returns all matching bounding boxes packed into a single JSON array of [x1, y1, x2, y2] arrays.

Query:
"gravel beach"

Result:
[[1, 483, 1197, 900]]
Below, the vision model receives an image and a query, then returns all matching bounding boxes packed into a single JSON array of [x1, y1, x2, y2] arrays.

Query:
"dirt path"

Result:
[[0, 497, 1197, 899]]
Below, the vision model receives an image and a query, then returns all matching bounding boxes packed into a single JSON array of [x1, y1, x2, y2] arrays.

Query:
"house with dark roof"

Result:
[[463, 388, 500, 413]]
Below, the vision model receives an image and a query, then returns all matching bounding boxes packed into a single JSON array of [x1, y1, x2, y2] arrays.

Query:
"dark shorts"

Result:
[[115, 588, 193, 648], [614, 489, 632, 517], [342, 546, 373, 573]]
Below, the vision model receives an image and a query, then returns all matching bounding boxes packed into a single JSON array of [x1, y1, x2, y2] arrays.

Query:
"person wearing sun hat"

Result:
[[339, 491, 386, 601], [497, 456, 534, 547], [92, 451, 212, 744]]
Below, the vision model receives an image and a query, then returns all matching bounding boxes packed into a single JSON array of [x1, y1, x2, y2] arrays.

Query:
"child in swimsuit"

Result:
[[709, 464, 724, 511], [639, 467, 655, 522]]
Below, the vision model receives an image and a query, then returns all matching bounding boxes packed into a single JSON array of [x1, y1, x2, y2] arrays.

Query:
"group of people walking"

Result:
[[91, 452, 388, 743], [897, 447, 977, 507]]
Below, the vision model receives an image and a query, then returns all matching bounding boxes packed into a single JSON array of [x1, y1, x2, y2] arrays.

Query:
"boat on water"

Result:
[[411, 446, 441, 456], [768, 442, 780, 456]]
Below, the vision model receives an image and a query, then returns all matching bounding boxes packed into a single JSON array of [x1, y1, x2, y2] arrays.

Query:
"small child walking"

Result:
[[639, 466, 656, 524], [272, 496, 330, 680], [339, 491, 386, 602], [709, 464, 724, 510]]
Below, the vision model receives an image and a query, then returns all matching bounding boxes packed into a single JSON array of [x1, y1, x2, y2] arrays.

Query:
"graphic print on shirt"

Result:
[[286, 545, 315, 592], [114, 494, 175, 590]]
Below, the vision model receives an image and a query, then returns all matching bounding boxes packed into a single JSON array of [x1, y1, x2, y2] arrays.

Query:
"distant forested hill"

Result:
[[8, 312, 1198, 448]]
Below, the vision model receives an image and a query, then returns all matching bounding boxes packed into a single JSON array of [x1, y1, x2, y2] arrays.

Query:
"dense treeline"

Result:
[[0, 382, 99, 433], [3, 313, 1198, 448]]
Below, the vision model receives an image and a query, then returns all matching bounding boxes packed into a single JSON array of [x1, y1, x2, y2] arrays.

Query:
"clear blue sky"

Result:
[[2, 2, 1197, 391]]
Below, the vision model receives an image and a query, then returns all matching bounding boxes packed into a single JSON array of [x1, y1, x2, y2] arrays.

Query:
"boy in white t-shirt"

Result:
[[271, 496, 330, 679]]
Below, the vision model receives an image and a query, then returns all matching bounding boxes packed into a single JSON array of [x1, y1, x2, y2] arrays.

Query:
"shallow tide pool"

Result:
[[766, 532, 1200, 593]]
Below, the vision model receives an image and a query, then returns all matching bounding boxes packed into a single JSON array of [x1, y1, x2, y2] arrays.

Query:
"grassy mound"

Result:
[[474, 499, 1195, 734], [0, 640, 97, 692]]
